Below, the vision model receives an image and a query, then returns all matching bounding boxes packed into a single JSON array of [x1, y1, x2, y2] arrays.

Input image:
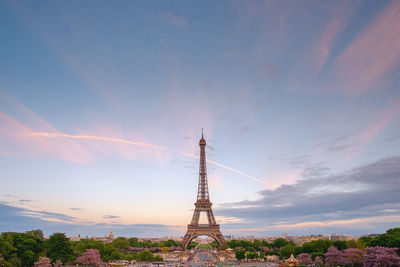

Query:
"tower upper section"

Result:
[[197, 129, 210, 202]]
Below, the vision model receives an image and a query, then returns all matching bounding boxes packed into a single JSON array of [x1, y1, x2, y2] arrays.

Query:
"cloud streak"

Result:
[[23, 131, 267, 185]]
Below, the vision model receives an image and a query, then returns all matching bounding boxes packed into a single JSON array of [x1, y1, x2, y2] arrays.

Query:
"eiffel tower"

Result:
[[182, 130, 225, 249]]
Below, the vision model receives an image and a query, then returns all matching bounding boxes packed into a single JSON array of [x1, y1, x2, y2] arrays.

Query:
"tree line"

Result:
[[223, 228, 400, 266], [0, 231, 181, 266], [0, 228, 399, 266]]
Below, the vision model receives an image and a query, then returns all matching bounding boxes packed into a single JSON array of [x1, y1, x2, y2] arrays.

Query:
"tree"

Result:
[[76, 249, 103, 266], [128, 237, 139, 247], [344, 248, 364, 266], [363, 246, 400, 267], [98, 243, 118, 262], [314, 256, 323, 267], [369, 228, 400, 249], [0, 233, 20, 267], [347, 239, 358, 248], [324, 246, 346, 267], [235, 249, 245, 261], [296, 253, 312, 265], [245, 251, 257, 260], [34, 257, 51, 267], [46, 233, 73, 263], [136, 250, 154, 261], [271, 238, 288, 248], [280, 244, 295, 259], [333, 240, 348, 250], [294, 245, 303, 256], [153, 255, 164, 261], [0, 232, 43, 266], [26, 230, 44, 242], [252, 239, 262, 250], [72, 239, 104, 259], [302, 239, 332, 254], [110, 237, 130, 250]]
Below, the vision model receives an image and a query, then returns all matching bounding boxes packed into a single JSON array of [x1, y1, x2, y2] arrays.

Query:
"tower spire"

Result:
[[197, 129, 209, 201]]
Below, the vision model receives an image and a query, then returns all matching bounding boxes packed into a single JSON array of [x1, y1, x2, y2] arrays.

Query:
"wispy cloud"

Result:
[[334, 1, 400, 94], [103, 215, 120, 219], [312, 1, 359, 74], [18, 199, 32, 203]]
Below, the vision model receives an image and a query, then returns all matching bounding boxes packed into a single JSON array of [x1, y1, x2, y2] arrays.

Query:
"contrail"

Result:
[[28, 132, 267, 185]]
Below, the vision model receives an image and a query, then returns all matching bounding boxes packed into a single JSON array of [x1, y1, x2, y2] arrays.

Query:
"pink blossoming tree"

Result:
[[296, 253, 313, 265], [324, 246, 346, 266], [343, 248, 364, 266], [363, 246, 400, 267], [314, 256, 324, 266], [76, 249, 103, 267]]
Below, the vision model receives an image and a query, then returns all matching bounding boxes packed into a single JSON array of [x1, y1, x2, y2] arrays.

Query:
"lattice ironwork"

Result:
[[182, 130, 225, 249]]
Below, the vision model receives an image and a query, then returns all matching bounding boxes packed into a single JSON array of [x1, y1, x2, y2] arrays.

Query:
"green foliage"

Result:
[[235, 249, 245, 261], [302, 239, 333, 254], [72, 239, 104, 256], [311, 251, 324, 260], [271, 238, 289, 248], [332, 240, 348, 250], [128, 237, 139, 247], [252, 239, 262, 250], [158, 239, 180, 247], [188, 241, 199, 249], [110, 237, 130, 250], [46, 233, 73, 263], [0, 231, 44, 266], [25, 230, 44, 242], [1, 228, 398, 266], [359, 228, 400, 250], [136, 250, 154, 261], [153, 255, 164, 261], [210, 240, 218, 248], [245, 251, 258, 260], [102, 243, 121, 261], [280, 244, 295, 259], [294, 245, 303, 256]]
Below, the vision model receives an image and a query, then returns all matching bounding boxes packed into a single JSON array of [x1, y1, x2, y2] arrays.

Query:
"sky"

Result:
[[0, 0, 400, 238]]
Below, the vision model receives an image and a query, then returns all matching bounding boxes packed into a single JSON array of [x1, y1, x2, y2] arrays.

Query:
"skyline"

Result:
[[1, 0, 400, 237]]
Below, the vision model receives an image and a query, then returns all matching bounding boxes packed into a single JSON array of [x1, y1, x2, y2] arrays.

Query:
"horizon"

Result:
[[1, 0, 400, 238]]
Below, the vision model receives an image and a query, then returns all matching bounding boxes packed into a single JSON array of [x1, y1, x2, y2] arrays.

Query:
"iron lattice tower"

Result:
[[181, 130, 225, 249]]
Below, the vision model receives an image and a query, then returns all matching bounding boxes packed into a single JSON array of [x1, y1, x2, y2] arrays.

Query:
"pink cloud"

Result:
[[285, 1, 359, 92], [335, 1, 400, 94], [313, 1, 359, 74]]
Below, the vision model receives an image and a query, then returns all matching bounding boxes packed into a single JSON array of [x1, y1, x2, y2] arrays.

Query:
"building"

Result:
[[69, 234, 84, 242], [91, 231, 115, 243], [330, 234, 353, 242], [293, 235, 329, 246]]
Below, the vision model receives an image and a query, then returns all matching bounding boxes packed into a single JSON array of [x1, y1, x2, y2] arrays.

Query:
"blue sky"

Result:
[[1, 0, 400, 237]]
